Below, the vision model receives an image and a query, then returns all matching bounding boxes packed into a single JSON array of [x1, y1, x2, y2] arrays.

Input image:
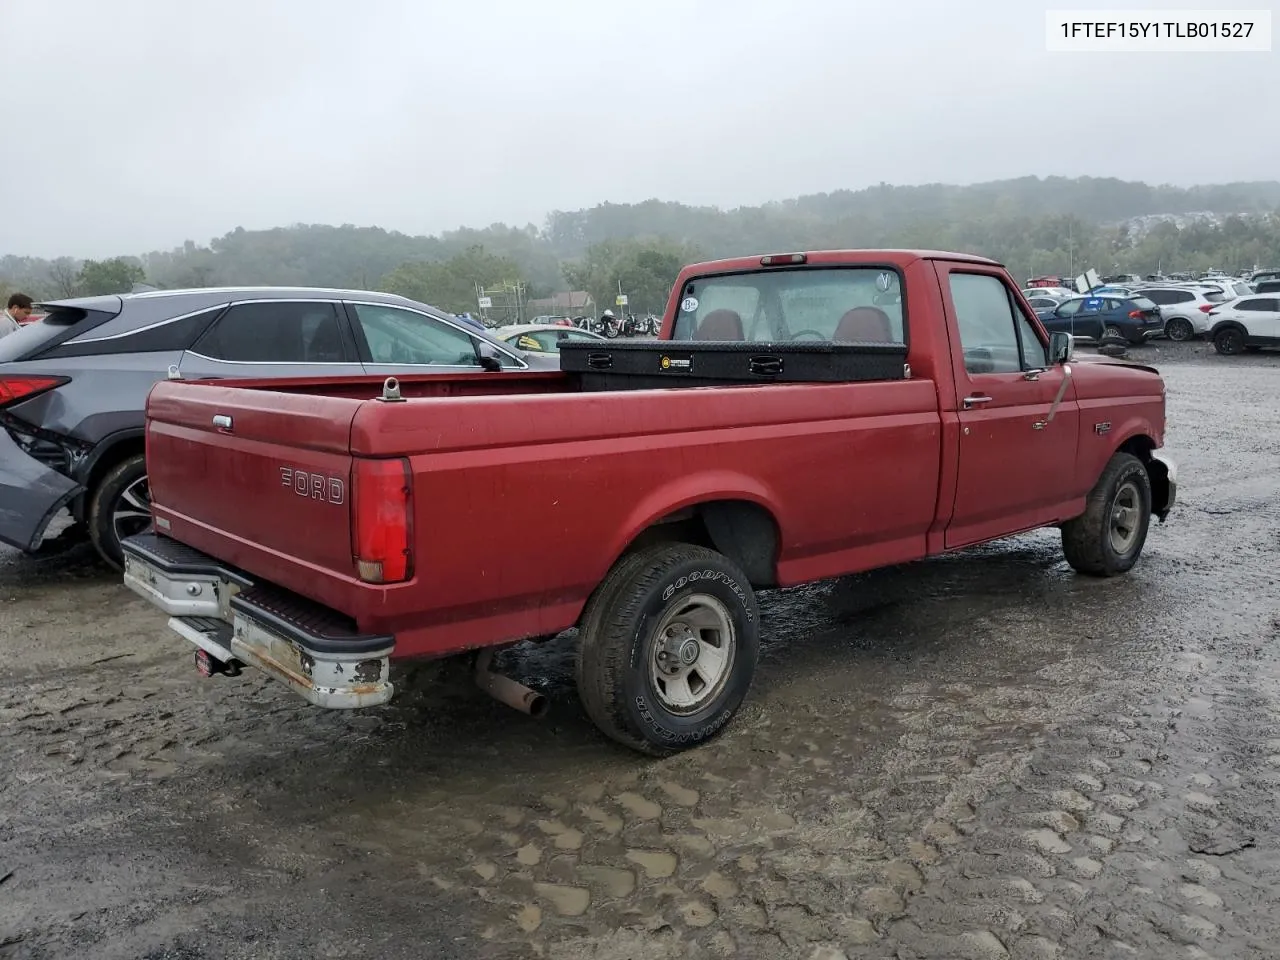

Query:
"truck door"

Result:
[[936, 264, 1081, 549]]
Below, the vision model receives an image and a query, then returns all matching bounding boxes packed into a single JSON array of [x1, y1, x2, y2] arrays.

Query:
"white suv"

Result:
[[1206, 295, 1280, 355], [1132, 287, 1223, 341]]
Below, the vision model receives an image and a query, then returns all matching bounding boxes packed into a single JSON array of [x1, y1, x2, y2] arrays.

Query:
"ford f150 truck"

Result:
[[121, 249, 1176, 756]]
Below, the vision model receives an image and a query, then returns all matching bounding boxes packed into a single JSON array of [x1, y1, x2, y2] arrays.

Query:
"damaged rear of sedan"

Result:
[[0, 288, 543, 569], [0, 294, 153, 566]]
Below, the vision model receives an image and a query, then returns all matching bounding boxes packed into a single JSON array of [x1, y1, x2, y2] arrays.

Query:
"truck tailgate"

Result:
[[145, 382, 361, 595]]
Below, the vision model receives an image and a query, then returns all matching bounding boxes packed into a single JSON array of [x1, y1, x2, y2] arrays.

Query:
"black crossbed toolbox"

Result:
[[559, 339, 908, 389]]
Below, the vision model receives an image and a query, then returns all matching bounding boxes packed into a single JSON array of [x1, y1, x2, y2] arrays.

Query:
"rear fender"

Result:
[[605, 472, 782, 579]]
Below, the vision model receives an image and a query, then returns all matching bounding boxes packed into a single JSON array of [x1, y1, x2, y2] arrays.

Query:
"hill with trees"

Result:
[[3, 175, 1279, 317]]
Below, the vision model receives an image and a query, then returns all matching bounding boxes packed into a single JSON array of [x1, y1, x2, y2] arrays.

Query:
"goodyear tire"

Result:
[[88, 454, 151, 570], [1061, 452, 1152, 577], [576, 542, 760, 756]]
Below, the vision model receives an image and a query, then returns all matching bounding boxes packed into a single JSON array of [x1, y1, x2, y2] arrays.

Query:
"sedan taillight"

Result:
[[0, 375, 69, 408]]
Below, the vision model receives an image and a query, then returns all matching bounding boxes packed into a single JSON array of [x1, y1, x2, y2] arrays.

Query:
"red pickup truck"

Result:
[[121, 249, 1175, 755]]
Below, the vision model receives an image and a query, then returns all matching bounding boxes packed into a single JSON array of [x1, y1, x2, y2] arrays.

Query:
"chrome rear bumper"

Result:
[[122, 532, 394, 709]]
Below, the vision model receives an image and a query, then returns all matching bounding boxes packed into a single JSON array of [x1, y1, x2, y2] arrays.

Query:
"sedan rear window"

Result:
[[0, 306, 111, 362]]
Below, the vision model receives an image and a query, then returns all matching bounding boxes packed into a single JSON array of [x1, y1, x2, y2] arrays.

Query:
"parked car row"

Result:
[[1019, 270, 1280, 352], [0, 287, 559, 568]]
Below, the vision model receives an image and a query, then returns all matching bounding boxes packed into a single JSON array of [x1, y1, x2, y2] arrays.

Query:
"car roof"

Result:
[[30, 285, 521, 354], [40, 285, 431, 312]]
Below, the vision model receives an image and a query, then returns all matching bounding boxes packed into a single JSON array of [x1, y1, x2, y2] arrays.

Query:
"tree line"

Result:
[[3, 176, 1279, 317]]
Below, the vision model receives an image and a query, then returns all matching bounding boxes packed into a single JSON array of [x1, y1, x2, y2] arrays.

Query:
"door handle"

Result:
[[962, 395, 993, 408], [1032, 363, 1073, 430]]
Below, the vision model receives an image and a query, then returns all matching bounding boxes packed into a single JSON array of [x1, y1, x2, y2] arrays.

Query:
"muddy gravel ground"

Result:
[[2, 343, 1279, 960]]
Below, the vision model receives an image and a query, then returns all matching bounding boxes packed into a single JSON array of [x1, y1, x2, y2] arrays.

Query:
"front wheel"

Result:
[[88, 453, 152, 570], [1061, 452, 1152, 577], [576, 542, 760, 756], [1213, 327, 1245, 355]]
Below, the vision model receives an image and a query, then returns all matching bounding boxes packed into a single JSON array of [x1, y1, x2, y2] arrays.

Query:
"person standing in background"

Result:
[[1, 293, 33, 339]]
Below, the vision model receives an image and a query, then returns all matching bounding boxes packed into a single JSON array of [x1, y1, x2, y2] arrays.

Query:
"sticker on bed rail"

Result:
[[680, 296, 699, 313]]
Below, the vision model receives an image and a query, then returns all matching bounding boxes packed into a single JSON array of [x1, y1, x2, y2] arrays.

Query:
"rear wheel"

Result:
[[88, 453, 151, 570], [576, 542, 760, 756], [1165, 318, 1194, 342], [1213, 327, 1245, 355], [1061, 452, 1152, 577]]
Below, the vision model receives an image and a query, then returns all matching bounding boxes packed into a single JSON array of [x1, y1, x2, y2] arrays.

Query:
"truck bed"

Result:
[[143, 370, 944, 659]]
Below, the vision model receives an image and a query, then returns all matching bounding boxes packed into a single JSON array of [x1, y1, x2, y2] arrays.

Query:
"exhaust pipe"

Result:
[[475, 649, 549, 719]]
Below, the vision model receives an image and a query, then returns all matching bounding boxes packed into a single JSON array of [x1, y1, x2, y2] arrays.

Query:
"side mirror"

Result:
[[475, 340, 503, 372], [1049, 331, 1072, 364]]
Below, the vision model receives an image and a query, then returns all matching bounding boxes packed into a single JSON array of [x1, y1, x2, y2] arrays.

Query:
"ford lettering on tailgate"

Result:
[[280, 467, 345, 505]]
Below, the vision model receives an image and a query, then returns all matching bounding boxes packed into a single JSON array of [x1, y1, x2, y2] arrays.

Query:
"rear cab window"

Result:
[[670, 267, 907, 343]]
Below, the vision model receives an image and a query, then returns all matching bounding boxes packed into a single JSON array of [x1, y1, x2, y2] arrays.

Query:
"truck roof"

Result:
[[682, 249, 1004, 273]]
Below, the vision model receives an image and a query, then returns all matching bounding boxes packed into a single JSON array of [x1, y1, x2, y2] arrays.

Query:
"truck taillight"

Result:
[[0, 375, 68, 408], [351, 457, 413, 584]]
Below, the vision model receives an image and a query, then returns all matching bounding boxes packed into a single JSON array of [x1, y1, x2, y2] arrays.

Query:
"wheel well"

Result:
[[1210, 320, 1247, 337], [1118, 435, 1171, 520], [1117, 435, 1154, 461], [77, 437, 145, 519], [620, 499, 780, 588]]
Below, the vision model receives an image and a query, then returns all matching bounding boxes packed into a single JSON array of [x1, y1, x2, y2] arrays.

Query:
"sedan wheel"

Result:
[[88, 452, 151, 570]]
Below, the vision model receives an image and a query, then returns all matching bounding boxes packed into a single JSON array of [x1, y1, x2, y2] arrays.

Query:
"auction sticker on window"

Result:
[[681, 297, 699, 313], [1045, 9, 1272, 51]]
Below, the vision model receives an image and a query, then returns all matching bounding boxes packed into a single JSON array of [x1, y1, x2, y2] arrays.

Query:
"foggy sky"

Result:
[[2, 0, 1276, 259]]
